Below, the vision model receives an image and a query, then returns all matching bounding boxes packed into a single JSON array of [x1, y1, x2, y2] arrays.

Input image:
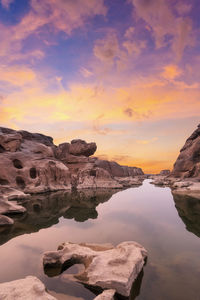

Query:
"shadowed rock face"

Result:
[[173, 193, 200, 238], [172, 124, 200, 178], [0, 189, 117, 246], [94, 160, 144, 177]]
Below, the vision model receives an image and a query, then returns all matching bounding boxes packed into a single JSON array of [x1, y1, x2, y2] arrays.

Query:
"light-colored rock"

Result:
[[76, 167, 123, 189], [0, 214, 14, 226], [0, 132, 22, 152], [94, 289, 115, 300], [0, 199, 26, 215], [115, 176, 144, 187], [43, 241, 147, 297], [0, 276, 56, 300]]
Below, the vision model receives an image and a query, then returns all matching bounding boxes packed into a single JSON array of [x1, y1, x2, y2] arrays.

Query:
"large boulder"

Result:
[[0, 276, 56, 300], [69, 139, 97, 157], [43, 241, 147, 297], [172, 124, 200, 178]]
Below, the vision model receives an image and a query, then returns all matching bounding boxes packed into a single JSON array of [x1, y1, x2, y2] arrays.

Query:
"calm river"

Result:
[[0, 179, 200, 300]]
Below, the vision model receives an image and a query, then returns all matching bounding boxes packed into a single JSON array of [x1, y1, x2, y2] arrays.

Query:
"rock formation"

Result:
[[0, 276, 56, 300], [172, 123, 200, 178], [0, 127, 144, 228], [43, 241, 147, 297], [159, 169, 170, 176], [0, 126, 144, 197]]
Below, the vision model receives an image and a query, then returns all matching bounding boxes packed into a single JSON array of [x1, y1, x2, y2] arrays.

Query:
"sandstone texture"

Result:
[[0, 276, 56, 300], [0, 127, 144, 196], [172, 123, 200, 178], [0, 127, 144, 229], [43, 241, 147, 297]]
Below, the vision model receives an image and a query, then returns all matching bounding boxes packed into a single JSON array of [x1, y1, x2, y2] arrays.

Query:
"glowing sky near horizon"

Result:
[[0, 0, 199, 173]]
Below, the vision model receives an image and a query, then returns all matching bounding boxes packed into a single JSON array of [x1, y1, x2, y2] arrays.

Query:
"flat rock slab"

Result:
[[0, 214, 14, 226], [94, 289, 115, 300], [0, 199, 26, 215], [43, 241, 147, 297], [0, 276, 56, 300]]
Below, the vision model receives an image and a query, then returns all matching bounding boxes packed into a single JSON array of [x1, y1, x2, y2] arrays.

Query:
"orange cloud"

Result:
[[0, 65, 36, 86], [162, 64, 182, 80]]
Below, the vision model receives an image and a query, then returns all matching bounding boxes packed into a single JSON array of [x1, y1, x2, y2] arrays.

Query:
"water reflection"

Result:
[[173, 193, 200, 238], [0, 189, 117, 246]]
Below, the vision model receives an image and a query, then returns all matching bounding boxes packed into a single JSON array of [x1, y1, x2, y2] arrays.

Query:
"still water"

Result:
[[0, 180, 200, 300]]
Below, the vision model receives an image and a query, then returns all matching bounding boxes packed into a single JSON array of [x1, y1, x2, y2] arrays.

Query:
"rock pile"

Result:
[[43, 241, 147, 298]]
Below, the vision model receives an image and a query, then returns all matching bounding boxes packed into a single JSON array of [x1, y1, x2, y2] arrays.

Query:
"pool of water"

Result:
[[0, 180, 200, 300]]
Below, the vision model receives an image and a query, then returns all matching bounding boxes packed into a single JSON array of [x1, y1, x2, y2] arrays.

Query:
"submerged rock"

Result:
[[0, 276, 56, 300], [43, 241, 147, 297]]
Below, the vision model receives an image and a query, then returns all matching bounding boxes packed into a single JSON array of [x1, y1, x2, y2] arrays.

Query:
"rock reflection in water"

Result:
[[173, 193, 200, 238], [0, 189, 117, 246]]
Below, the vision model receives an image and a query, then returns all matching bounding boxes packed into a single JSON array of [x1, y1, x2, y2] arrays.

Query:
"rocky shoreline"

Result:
[[0, 126, 144, 226], [1, 123, 200, 299], [150, 123, 200, 198]]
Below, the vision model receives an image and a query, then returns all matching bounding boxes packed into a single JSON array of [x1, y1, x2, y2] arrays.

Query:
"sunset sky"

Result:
[[0, 0, 199, 173]]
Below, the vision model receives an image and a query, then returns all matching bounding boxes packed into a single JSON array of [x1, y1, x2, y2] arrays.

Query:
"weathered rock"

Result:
[[94, 159, 144, 177], [0, 132, 22, 152], [76, 167, 123, 189], [94, 289, 115, 300], [0, 276, 56, 300], [0, 127, 144, 195], [172, 123, 200, 178], [0, 214, 14, 226], [69, 139, 97, 157], [43, 241, 147, 297], [0, 198, 26, 215], [160, 169, 170, 176], [0, 129, 71, 194]]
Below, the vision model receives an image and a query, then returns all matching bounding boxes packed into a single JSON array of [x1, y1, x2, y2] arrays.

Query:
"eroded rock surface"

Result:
[[43, 241, 147, 297], [0, 276, 56, 300], [172, 123, 200, 178], [0, 127, 144, 196]]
